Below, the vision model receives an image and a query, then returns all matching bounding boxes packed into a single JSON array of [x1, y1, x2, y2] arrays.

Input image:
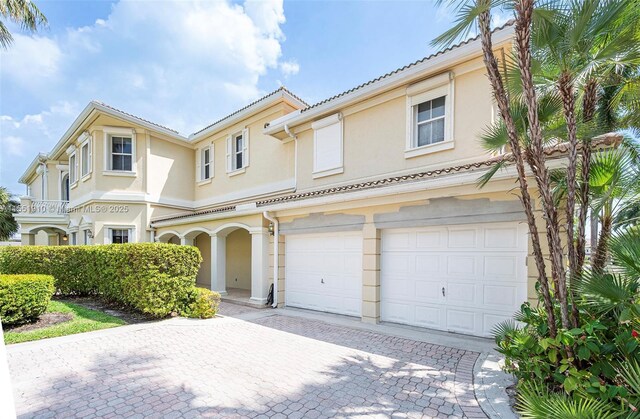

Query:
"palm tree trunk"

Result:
[[558, 72, 580, 328], [514, 0, 571, 331], [477, 7, 557, 337], [592, 209, 612, 273]]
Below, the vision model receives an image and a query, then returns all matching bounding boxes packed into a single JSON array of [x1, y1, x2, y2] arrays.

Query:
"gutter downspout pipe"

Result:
[[263, 211, 279, 308]]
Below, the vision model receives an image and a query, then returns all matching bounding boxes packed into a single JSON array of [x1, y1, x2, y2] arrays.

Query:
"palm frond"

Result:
[[572, 270, 638, 316], [477, 159, 507, 188], [609, 228, 640, 277]]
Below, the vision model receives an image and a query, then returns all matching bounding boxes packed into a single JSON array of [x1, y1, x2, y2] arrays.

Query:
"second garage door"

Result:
[[381, 222, 528, 337], [285, 231, 362, 316]]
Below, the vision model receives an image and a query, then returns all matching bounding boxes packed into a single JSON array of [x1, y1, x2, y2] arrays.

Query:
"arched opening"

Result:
[[28, 226, 69, 246], [225, 228, 252, 296], [193, 232, 211, 289], [157, 231, 180, 244], [61, 174, 70, 201]]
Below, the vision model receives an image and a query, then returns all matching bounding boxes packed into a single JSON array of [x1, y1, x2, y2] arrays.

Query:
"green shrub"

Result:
[[180, 287, 220, 319], [0, 244, 202, 318], [0, 274, 55, 325]]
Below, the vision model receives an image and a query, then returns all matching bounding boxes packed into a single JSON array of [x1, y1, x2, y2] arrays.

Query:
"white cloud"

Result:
[[280, 60, 300, 77], [1, 136, 25, 156], [0, 0, 297, 193], [1, 34, 62, 89]]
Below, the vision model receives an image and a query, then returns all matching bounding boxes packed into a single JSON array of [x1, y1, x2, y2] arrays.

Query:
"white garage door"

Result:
[[381, 222, 528, 337], [285, 231, 362, 316]]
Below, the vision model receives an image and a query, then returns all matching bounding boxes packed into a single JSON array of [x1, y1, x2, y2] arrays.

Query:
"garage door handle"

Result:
[[321, 278, 324, 284], [442, 287, 445, 297]]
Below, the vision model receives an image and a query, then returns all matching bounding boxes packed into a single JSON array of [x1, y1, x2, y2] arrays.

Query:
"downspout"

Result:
[[263, 211, 279, 308]]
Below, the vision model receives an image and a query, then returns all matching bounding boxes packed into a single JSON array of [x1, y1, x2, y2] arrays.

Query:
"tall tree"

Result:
[[0, 0, 47, 49], [0, 187, 18, 241]]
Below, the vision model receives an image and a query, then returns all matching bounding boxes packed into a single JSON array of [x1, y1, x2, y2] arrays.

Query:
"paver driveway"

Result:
[[7, 304, 487, 418]]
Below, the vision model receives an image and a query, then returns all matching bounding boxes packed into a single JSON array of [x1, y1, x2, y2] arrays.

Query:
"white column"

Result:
[[250, 229, 269, 303], [180, 236, 193, 246], [210, 233, 227, 295]]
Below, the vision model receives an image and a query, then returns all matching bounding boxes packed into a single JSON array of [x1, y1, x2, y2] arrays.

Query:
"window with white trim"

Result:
[[405, 73, 454, 158], [415, 96, 445, 147], [111, 228, 129, 244], [197, 145, 213, 182], [71, 232, 77, 245], [83, 229, 91, 245], [69, 153, 77, 184], [109, 136, 133, 171], [312, 113, 343, 177], [226, 129, 249, 173], [80, 140, 91, 177]]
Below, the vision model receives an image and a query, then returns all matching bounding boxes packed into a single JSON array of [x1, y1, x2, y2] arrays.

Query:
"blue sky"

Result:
[[0, 0, 500, 195]]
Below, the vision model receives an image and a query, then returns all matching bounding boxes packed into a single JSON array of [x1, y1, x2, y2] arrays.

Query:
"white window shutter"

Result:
[[226, 136, 232, 172], [195, 148, 201, 181], [209, 144, 215, 175], [105, 228, 112, 244], [242, 128, 249, 168]]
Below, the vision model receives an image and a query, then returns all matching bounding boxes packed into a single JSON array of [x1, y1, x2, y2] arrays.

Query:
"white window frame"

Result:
[[70, 232, 77, 245], [405, 73, 455, 159], [196, 143, 214, 184], [80, 135, 92, 179], [311, 113, 344, 179], [226, 128, 249, 175], [104, 225, 136, 244], [83, 229, 91, 245], [103, 127, 137, 176]]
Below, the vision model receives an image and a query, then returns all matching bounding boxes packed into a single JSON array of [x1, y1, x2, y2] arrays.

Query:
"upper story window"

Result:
[[103, 127, 136, 175], [415, 97, 445, 147], [311, 113, 343, 179], [110, 136, 133, 171], [69, 152, 78, 185], [61, 173, 70, 201], [80, 140, 91, 178], [226, 129, 249, 175], [196, 144, 214, 183], [405, 72, 455, 159]]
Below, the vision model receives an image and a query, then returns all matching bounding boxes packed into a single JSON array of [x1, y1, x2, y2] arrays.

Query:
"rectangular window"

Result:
[[111, 229, 129, 244], [203, 147, 211, 180], [81, 142, 90, 177], [110, 136, 133, 171], [69, 153, 77, 184], [234, 133, 244, 170], [415, 96, 446, 147], [83, 230, 90, 245], [71, 232, 77, 245]]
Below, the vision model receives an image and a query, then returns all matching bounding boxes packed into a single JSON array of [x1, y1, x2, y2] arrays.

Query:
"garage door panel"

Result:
[[414, 305, 443, 328], [416, 231, 443, 248], [285, 231, 362, 317], [381, 222, 527, 337]]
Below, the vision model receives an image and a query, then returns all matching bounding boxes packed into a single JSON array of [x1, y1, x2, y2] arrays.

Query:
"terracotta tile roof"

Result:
[[152, 205, 237, 224], [300, 21, 515, 114], [92, 101, 182, 135], [150, 133, 621, 224], [191, 87, 308, 137]]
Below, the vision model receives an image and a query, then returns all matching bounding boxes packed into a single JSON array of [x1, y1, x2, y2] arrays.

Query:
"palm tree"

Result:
[[0, 0, 47, 49], [532, 0, 640, 278], [0, 187, 18, 241]]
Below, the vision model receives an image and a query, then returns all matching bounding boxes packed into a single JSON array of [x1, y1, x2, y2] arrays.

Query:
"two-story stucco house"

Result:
[[15, 23, 597, 337]]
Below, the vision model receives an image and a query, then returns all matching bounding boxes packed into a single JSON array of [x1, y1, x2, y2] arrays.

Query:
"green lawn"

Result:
[[3, 300, 126, 344]]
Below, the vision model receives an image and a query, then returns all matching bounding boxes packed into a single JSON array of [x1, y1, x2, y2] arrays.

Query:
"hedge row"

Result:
[[0, 244, 219, 318], [0, 274, 55, 326]]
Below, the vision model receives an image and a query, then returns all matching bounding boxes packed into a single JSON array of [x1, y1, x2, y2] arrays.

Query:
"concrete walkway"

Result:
[[6, 303, 515, 418]]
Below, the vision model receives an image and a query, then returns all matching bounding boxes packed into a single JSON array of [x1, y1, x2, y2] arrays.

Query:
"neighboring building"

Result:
[[15, 24, 606, 337]]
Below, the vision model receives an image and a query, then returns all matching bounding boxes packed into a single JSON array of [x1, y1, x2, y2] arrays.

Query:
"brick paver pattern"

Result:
[[7, 309, 487, 418]]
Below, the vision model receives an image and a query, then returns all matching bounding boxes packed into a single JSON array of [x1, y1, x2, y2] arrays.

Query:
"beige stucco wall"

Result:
[[191, 102, 295, 207], [292, 58, 495, 192], [225, 229, 251, 290]]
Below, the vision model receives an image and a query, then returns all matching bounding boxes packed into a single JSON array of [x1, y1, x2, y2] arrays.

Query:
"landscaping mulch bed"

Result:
[[59, 297, 155, 325], [7, 313, 74, 333]]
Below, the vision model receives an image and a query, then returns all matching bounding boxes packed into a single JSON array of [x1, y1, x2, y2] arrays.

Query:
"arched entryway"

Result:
[[181, 228, 212, 289], [225, 228, 252, 297], [25, 225, 69, 246], [156, 231, 181, 245]]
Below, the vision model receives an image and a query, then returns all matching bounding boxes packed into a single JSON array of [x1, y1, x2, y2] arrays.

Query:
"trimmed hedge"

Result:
[[0, 244, 218, 318], [0, 274, 55, 326]]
